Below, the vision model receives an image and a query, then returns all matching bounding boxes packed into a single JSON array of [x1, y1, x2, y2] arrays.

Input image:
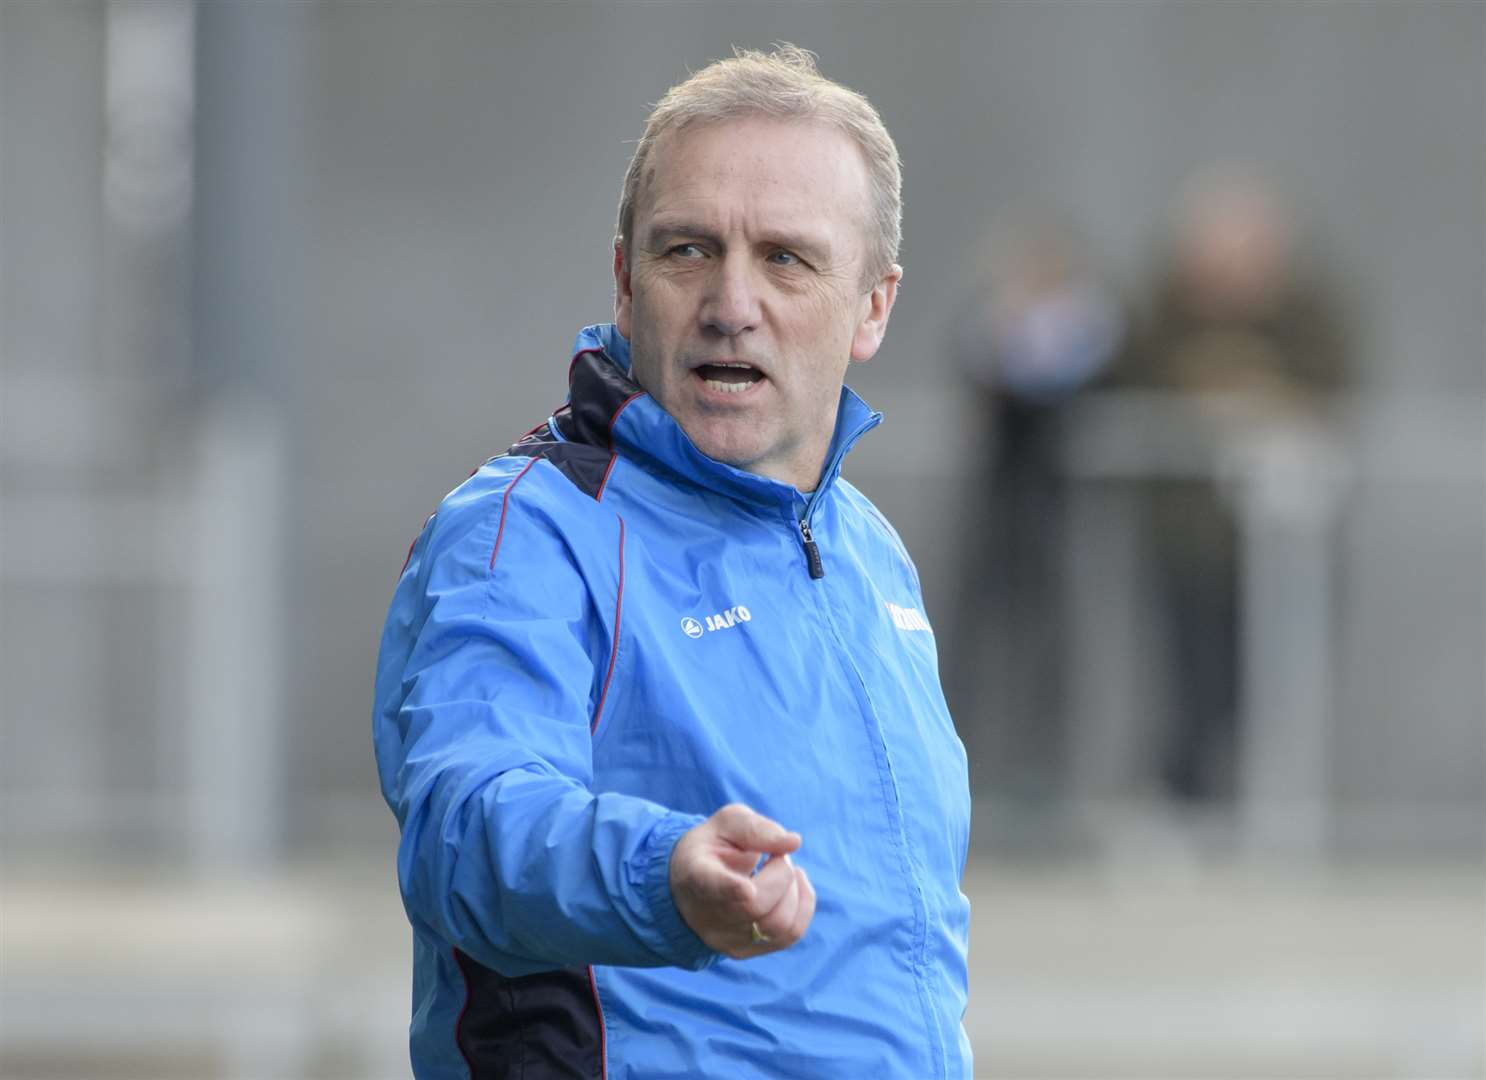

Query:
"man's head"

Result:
[[617, 46, 902, 288], [613, 46, 903, 492]]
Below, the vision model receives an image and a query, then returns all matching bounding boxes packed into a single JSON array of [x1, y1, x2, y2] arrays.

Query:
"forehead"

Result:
[[637, 116, 871, 243]]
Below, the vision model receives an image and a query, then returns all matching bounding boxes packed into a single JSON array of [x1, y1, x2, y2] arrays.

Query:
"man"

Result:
[[1124, 171, 1350, 803], [374, 46, 971, 1079]]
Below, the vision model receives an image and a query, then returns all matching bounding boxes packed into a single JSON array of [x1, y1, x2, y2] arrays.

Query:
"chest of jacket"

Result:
[[590, 458, 969, 915]]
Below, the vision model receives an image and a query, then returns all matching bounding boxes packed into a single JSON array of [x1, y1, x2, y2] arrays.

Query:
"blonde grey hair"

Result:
[[616, 45, 902, 287]]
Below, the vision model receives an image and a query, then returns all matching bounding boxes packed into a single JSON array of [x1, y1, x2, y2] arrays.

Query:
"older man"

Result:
[[374, 46, 971, 1079]]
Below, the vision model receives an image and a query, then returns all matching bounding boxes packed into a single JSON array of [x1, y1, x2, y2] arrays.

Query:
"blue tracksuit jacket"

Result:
[[373, 324, 972, 1079]]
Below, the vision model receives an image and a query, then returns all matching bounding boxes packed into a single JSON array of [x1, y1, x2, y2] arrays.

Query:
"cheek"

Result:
[[800, 291, 867, 359], [632, 274, 693, 333], [782, 281, 853, 339], [626, 280, 688, 388]]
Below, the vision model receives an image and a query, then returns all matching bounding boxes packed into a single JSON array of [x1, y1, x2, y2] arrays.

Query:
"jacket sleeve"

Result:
[[372, 464, 715, 976]]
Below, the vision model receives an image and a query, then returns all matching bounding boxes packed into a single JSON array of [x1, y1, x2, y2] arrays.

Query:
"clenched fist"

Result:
[[668, 803, 816, 959]]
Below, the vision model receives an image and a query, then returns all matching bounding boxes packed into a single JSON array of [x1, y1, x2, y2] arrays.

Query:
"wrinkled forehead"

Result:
[[635, 117, 873, 240]]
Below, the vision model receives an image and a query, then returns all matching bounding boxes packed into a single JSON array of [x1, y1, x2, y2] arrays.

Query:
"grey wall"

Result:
[[4, 1, 1482, 857]]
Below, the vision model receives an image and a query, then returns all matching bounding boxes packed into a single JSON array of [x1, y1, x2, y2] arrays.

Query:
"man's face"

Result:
[[615, 116, 900, 491]]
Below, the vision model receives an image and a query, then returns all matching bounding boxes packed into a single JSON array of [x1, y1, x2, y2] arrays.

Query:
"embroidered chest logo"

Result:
[[681, 605, 752, 638], [886, 601, 932, 633]]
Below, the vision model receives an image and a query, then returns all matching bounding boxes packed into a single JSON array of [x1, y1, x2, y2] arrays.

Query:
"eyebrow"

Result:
[[644, 220, 835, 263], [642, 222, 719, 248]]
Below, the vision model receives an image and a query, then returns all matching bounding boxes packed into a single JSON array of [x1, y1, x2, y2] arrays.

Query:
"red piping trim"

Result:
[[595, 390, 645, 503], [591, 517, 625, 736], [568, 346, 605, 382], [399, 512, 436, 576], [452, 947, 477, 1080], [595, 453, 619, 502], [588, 383, 641, 508], [606, 390, 646, 443], [586, 965, 609, 1079], [516, 418, 550, 441], [488, 456, 542, 571]]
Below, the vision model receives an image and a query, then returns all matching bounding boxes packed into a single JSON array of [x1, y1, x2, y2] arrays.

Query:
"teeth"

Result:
[[703, 379, 753, 394]]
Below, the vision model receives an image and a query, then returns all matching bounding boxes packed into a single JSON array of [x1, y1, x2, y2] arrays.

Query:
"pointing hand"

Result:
[[668, 803, 817, 959]]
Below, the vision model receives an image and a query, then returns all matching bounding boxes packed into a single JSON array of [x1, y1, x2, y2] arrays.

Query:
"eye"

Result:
[[767, 249, 801, 267], [669, 243, 706, 259]]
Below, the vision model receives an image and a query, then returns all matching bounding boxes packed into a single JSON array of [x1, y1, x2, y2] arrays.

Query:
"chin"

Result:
[[685, 423, 767, 470], [695, 438, 763, 470]]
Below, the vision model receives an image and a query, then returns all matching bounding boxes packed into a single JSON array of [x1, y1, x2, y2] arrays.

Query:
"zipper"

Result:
[[799, 518, 825, 579], [793, 403, 882, 582]]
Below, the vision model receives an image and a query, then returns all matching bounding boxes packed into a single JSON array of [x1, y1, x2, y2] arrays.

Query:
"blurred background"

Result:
[[2, 2, 1482, 1077]]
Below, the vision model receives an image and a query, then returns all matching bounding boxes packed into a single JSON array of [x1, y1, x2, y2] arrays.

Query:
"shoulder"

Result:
[[420, 449, 620, 585], [834, 478, 914, 564], [832, 478, 926, 598]]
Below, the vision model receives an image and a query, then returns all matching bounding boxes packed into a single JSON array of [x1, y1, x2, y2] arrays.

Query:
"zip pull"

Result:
[[799, 519, 825, 579]]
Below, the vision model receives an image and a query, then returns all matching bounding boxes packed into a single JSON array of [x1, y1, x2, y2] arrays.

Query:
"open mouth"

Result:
[[694, 361, 764, 395]]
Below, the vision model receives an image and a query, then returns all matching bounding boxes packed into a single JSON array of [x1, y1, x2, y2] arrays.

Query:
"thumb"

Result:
[[711, 803, 802, 856]]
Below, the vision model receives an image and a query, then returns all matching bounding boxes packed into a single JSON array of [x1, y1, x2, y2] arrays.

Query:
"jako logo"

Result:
[[682, 606, 752, 637], [886, 601, 932, 633]]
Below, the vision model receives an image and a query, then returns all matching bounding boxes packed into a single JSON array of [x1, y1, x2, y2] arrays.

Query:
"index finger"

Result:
[[711, 803, 802, 856]]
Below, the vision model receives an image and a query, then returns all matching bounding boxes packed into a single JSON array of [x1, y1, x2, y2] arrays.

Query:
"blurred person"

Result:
[[948, 214, 1130, 807], [1124, 170, 1350, 803], [372, 47, 971, 1079]]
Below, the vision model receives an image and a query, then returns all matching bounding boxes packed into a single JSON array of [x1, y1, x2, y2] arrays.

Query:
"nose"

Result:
[[699, 252, 761, 338]]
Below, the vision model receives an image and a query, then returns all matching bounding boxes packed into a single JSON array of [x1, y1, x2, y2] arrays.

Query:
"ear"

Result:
[[613, 240, 633, 340], [850, 264, 901, 364]]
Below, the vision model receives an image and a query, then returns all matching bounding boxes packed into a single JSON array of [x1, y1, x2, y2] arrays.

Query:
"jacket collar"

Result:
[[563, 323, 881, 512]]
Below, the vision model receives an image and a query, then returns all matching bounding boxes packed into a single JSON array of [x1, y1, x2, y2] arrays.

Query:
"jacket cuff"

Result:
[[638, 812, 717, 971]]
